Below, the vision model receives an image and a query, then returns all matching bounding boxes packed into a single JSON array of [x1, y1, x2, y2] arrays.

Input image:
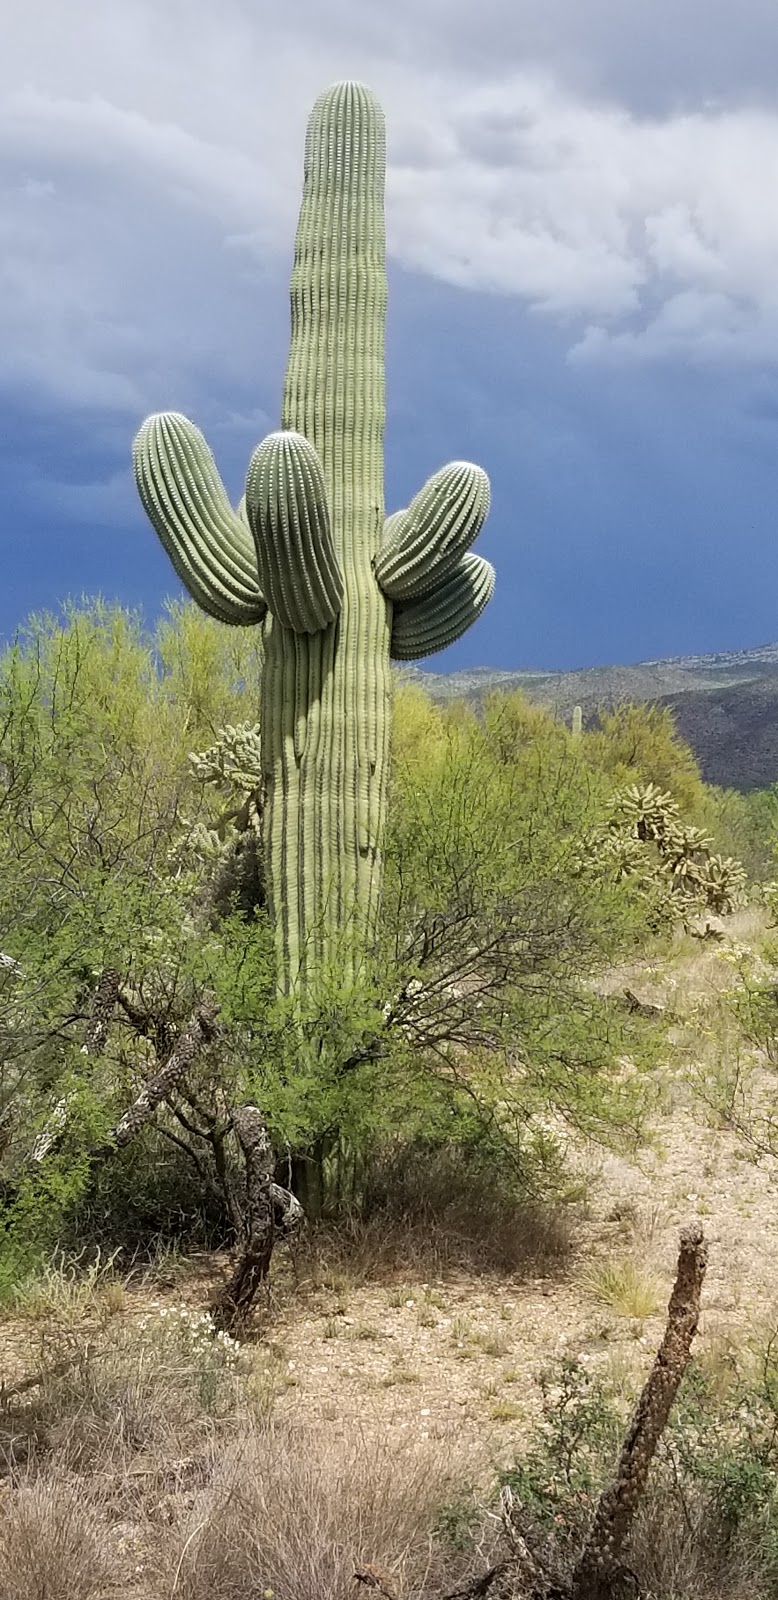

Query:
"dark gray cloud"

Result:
[[264, 0, 778, 113]]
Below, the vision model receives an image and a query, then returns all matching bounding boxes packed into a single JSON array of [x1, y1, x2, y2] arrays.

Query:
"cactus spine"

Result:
[[133, 83, 494, 993]]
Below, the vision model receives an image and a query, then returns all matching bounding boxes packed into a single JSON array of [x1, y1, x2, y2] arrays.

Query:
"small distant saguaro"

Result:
[[133, 83, 495, 993]]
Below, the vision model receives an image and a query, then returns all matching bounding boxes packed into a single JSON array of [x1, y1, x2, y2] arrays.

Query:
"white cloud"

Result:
[[390, 82, 778, 361], [3, 0, 778, 411]]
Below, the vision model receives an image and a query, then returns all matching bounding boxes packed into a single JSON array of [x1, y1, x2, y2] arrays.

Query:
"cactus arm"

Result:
[[245, 431, 343, 634], [375, 462, 490, 600], [133, 413, 266, 626], [390, 552, 495, 660]]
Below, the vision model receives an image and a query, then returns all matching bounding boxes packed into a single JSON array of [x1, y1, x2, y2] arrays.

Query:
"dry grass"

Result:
[[299, 1143, 575, 1286], [628, 1481, 775, 1600], [9, 1253, 124, 1325], [602, 905, 772, 1021], [0, 1476, 111, 1600], [0, 1297, 273, 1478], [579, 1257, 662, 1320], [158, 1419, 487, 1600]]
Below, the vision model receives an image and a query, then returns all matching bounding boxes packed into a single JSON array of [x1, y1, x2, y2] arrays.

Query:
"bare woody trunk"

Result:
[[211, 1105, 275, 1332], [459, 1225, 709, 1600], [569, 1223, 708, 1600]]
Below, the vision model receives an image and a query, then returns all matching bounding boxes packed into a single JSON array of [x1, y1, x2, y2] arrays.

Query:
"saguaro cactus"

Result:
[[133, 82, 495, 992]]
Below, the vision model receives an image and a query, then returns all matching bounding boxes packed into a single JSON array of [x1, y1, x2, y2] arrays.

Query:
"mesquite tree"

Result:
[[133, 82, 495, 994]]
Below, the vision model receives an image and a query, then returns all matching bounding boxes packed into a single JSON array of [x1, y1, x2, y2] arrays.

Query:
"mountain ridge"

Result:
[[401, 640, 778, 792]]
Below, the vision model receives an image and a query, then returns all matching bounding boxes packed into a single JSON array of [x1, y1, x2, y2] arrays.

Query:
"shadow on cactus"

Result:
[[132, 82, 495, 994]]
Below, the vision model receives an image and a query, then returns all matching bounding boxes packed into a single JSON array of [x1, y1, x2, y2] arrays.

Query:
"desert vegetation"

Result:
[[2, 600, 778, 1595]]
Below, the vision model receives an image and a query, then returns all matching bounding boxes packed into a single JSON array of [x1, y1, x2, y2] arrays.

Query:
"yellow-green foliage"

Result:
[[482, 689, 569, 760], [699, 783, 778, 883], [584, 702, 707, 819], [391, 684, 450, 770]]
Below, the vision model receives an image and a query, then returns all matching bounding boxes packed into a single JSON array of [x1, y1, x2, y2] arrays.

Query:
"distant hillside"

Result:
[[400, 643, 778, 793]]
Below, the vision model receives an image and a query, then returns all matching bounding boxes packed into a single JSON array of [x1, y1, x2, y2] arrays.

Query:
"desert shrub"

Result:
[[583, 701, 708, 820], [500, 1344, 778, 1598], [61, 1125, 231, 1255], [700, 784, 778, 884]]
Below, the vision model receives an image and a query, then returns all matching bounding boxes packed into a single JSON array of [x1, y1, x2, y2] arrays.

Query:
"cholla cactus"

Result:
[[586, 830, 660, 886], [695, 852, 747, 915], [189, 724, 262, 796], [584, 781, 748, 926], [609, 782, 680, 846], [189, 723, 263, 837], [133, 83, 494, 992], [763, 880, 778, 922]]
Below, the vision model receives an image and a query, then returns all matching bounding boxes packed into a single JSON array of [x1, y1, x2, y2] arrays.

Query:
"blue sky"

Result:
[[3, 0, 778, 671]]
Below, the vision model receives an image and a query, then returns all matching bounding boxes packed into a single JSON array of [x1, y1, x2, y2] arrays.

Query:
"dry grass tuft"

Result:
[[628, 1480, 775, 1600], [302, 1144, 575, 1285], [0, 1299, 272, 1478], [161, 1418, 484, 1600], [579, 1257, 662, 1320], [0, 1476, 110, 1600]]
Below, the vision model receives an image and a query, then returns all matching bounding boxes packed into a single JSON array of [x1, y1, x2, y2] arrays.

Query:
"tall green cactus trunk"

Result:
[[266, 84, 391, 983], [132, 82, 495, 997]]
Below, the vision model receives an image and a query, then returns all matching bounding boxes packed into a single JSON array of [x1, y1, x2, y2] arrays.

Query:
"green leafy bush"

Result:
[[0, 607, 670, 1280], [501, 1345, 778, 1598]]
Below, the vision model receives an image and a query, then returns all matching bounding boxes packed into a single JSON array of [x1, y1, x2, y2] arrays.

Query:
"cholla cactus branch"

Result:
[[189, 724, 262, 794], [570, 1223, 708, 1600]]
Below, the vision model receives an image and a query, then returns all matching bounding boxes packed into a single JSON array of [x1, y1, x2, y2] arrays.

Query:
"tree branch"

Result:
[[104, 1002, 218, 1151]]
